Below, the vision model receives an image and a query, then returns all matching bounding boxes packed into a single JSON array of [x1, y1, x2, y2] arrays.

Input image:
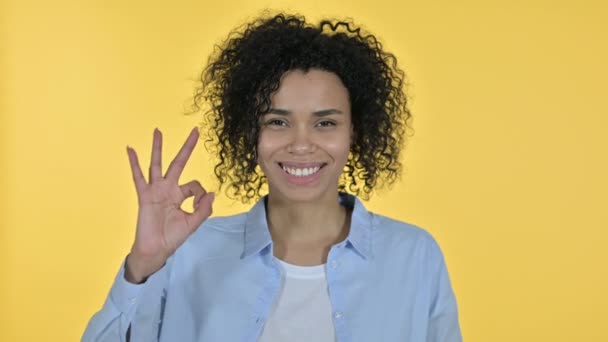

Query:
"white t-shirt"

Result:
[[258, 258, 336, 342]]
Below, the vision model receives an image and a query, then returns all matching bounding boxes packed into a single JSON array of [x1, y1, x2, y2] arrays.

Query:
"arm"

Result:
[[426, 238, 462, 342], [82, 128, 214, 342], [81, 258, 169, 342]]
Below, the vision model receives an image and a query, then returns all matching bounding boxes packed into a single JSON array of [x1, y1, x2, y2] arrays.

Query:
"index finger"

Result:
[[165, 127, 200, 182]]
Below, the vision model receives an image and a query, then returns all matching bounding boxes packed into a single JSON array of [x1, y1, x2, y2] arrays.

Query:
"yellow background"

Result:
[[1, 0, 607, 341]]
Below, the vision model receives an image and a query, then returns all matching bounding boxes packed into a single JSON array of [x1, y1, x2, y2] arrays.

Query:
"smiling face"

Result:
[[257, 69, 352, 203]]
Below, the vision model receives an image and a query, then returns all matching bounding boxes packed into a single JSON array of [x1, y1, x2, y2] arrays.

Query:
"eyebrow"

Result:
[[267, 108, 343, 116]]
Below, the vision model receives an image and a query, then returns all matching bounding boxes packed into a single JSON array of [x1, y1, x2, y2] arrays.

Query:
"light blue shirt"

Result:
[[82, 193, 462, 342]]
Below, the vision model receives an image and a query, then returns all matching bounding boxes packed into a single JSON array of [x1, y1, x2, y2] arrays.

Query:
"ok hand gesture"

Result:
[[124, 127, 214, 283]]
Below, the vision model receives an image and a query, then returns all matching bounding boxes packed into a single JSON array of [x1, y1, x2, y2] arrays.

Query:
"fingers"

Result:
[[179, 180, 206, 203], [149, 128, 163, 182], [126, 146, 146, 194], [190, 192, 215, 227], [165, 127, 200, 182], [180, 181, 214, 227]]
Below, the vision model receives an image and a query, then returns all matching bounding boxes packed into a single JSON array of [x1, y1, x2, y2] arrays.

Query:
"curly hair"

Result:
[[192, 13, 412, 203]]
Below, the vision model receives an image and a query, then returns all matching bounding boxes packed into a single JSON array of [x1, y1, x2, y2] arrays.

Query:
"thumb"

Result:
[[189, 192, 215, 227]]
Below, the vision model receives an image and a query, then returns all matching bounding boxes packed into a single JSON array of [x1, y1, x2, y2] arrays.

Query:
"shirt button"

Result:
[[129, 297, 137, 305], [334, 311, 343, 319], [330, 260, 339, 269]]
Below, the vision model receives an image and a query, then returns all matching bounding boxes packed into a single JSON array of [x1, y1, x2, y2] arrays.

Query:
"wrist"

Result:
[[124, 253, 155, 284]]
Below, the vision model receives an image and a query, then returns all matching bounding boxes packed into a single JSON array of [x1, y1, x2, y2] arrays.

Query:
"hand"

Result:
[[124, 127, 214, 283]]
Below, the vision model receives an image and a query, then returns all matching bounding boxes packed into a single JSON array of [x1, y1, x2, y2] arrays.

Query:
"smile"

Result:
[[279, 162, 326, 177]]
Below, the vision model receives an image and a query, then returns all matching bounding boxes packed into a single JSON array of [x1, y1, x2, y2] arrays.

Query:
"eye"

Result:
[[264, 119, 288, 127], [317, 120, 336, 127]]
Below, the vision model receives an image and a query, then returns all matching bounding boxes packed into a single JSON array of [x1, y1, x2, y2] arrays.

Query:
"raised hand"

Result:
[[124, 127, 214, 283]]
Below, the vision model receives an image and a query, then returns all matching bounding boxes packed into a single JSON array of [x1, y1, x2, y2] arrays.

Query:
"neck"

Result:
[[266, 191, 349, 247]]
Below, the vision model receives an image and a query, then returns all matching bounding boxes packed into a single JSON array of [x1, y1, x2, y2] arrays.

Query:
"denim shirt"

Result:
[[82, 193, 462, 342]]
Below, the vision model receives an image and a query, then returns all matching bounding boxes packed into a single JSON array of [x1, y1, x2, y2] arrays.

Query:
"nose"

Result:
[[287, 126, 315, 154]]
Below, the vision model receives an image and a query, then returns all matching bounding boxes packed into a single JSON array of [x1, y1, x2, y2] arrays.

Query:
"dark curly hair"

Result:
[[192, 12, 412, 203]]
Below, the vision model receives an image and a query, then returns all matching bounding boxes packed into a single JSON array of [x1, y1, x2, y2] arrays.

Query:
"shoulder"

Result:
[[186, 212, 248, 242], [371, 212, 428, 239], [201, 213, 248, 233], [174, 211, 250, 260], [371, 212, 434, 242], [370, 212, 444, 259]]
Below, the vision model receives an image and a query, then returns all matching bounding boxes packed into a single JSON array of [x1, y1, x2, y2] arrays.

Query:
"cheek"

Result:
[[256, 134, 278, 165], [325, 139, 351, 163]]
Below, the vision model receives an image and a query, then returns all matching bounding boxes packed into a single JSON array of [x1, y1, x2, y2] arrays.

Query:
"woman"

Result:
[[83, 13, 462, 342]]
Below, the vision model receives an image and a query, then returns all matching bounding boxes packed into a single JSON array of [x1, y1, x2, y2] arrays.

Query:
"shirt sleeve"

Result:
[[81, 257, 170, 342], [426, 237, 463, 342]]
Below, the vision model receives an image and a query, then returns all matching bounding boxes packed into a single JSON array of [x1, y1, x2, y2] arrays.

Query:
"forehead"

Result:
[[269, 69, 350, 111]]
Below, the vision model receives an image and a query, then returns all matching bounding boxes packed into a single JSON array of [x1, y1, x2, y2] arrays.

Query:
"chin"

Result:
[[269, 183, 338, 204]]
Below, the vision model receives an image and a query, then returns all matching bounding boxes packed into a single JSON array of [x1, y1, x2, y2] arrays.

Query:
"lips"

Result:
[[278, 162, 326, 178]]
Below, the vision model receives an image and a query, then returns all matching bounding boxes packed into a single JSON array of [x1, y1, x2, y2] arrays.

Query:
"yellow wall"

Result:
[[2, 0, 607, 340]]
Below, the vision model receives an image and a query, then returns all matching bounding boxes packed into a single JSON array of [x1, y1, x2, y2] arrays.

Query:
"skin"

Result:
[[124, 128, 215, 283], [124, 68, 353, 283], [258, 69, 353, 265]]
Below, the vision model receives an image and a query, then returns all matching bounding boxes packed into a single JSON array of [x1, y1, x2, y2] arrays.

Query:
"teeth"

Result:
[[282, 165, 321, 177]]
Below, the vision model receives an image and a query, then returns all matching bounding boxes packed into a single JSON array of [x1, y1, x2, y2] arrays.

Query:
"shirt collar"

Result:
[[340, 192, 374, 259], [241, 196, 273, 258], [241, 193, 374, 260]]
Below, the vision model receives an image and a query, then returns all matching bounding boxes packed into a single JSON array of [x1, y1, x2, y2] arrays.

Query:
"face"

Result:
[[257, 69, 352, 203]]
